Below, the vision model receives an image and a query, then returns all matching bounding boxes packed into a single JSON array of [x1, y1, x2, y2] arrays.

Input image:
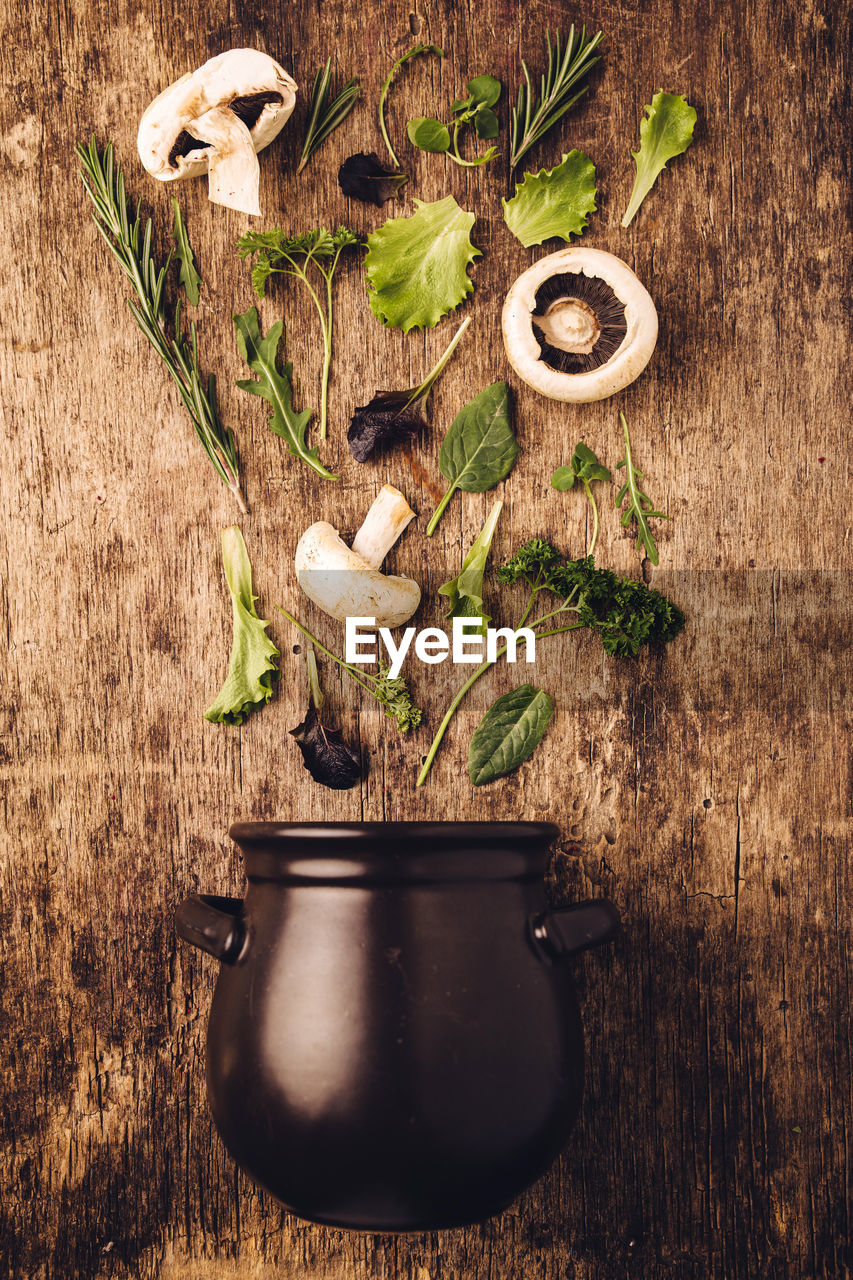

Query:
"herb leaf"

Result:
[[364, 195, 480, 333], [427, 382, 517, 535], [171, 198, 201, 305], [552, 441, 610, 554], [290, 651, 361, 789], [379, 43, 444, 169], [298, 59, 360, 174], [204, 527, 279, 725], [407, 117, 451, 152], [439, 498, 503, 632], [468, 684, 554, 785], [338, 152, 409, 205], [614, 413, 668, 564], [503, 150, 597, 247], [510, 27, 603, 169], [621, 91, 697, 227], [233, 306, 338, 482]]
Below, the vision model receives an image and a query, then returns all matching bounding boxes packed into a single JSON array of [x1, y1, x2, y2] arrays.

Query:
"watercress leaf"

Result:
[[347, 391, 426, 462], [290, 705, 362, 789], [473, 106, 499, 139], [439, 499, 503, 633], [502, 150, 597, 248], [204, 526, 279, 726], [364, 195, 480, 333], [171, 199, 201, 305], [468, 684, 554, 785], [467, 74, 502, 107], [621, 91, 697, 227], [233, 306, 337, 482], [551, 465, 577, 490], [407, 117, 451, 152], [450, 96, 475, 115], [338, 152, 409, 205], [572, 441, 611, 483]]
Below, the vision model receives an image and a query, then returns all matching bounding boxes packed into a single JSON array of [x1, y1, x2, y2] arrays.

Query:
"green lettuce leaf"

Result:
[[364, 195, 480, 333], [621, 91, 697, 227], [439, 499, 503, 634], [502, 150, 597, 247], [204, 526, 279, 725]]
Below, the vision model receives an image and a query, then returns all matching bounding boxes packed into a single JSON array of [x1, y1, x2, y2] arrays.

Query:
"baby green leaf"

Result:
[[468, 684, 554, 785], [467, 74, 502, 107], [204, 526, 279, 725], [233, 307, 337, 482], [439, 499, 503, 633], [615, 412, 669, 564], [364, 195, 480, 333], [474, 106, 499, 139], [503, 150, 597, 247], [552, 442, 611, 554], [427, 382, 518, 535], [407, 117, 451, 152], [621, 91, 697, 227], [171, 198, 201, 305]]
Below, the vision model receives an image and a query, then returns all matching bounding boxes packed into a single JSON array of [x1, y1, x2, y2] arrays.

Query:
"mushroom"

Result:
[[295, 485, 421, 628], [137, 49, 297, 217], [501, 248, 658, 402]]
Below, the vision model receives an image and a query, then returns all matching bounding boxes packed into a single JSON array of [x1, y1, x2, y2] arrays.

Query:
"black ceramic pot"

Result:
[[176, 822, 619, 1231]]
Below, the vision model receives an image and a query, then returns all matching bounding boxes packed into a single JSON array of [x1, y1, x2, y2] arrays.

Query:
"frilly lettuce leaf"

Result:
[[502, 150, 597, 248], [364, 195, 480, 333], [204, 526, 279, 726], [621, 91, 697, 227]]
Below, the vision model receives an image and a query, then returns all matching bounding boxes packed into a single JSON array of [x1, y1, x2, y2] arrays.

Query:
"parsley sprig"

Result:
[[298, 60, 360, 174], [510, 27, 603, 169], [417, 538, 684, 785], [76, 138, 245, 511]]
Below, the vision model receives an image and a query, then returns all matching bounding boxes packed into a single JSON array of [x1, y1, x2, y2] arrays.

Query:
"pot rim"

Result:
[[229, 821, 561, 885]]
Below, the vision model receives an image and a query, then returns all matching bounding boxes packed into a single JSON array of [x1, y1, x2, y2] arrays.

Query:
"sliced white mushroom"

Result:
[[295, 485, 421, 628], [137, 49, 297, 216], [501, 248, 658, 402]]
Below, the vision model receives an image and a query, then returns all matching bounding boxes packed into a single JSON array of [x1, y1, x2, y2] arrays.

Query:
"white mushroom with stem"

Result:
[[295, 485, 421, 629], [502, 247, 658, 402], [137, 50, 297, 217]]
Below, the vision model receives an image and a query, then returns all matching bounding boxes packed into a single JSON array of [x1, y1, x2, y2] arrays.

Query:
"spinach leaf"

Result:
[[468, 684, 554, 785], [204, 526, 279, 725], [427, 382, 517, 535]]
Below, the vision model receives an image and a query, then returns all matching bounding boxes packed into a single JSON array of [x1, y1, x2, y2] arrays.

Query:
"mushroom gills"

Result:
[[167, 90, 284, 167], [531, 273, 628, 375]]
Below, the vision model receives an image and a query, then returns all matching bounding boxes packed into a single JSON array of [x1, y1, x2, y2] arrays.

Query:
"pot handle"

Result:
[[175, 894, 246, 964], [529, 899, 620, 963]]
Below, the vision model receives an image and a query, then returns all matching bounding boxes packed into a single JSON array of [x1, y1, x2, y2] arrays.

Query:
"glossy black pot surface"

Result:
[[176, 822, 619, 1231]]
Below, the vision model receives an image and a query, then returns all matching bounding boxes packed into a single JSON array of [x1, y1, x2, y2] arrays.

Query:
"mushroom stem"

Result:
[[351, 484, 416, 569]]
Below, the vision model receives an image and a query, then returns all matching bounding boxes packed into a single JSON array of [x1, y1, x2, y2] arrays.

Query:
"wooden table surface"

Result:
[[1, 0, 850, 1276]]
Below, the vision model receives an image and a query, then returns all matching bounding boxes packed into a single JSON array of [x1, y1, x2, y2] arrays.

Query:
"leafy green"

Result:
[[204, 527, 279, 725], [427, 382, 517, 535], [171, 198, 201, 305], [551, 441, 611, 555], [621, 91, 697, 227], [502, 151, 597, 247], [364, 195, 480, 333], [298, 60, 360, 174], [407, 118, 451, 152], [238, 227, 359, 441], [408, 74, 502, 167], [378, 43, 444, 169], [233, 306, 337, 482], [468, 684, 554, 785], [290, 650, 362, 789], [439, 498, 503, 633], [614, 412, 669, 564], [510, 27, 603, 169], [277, 608, 423, 733], [337, 153, 409, 205]]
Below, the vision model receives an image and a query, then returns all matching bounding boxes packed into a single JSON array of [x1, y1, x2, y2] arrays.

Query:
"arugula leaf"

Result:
[[233, 306, 338, 482], [552, 441, 611, 555], [439, 498, 503, 633], [502, 150, 597, 247], [427, 382, 517, 535], [364, 195, 480, 333], [614, 412, 669, 564], [171, 199, 201, 305], [338, 153, 409, 206], [204, 527, 279, 725], [621, 91, 697, 227], [468, 684, 554, 785]]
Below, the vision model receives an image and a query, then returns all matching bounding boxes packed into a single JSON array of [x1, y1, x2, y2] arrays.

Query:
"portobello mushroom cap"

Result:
[[501, 248, 658, 402], [136, 49, 297, 216]]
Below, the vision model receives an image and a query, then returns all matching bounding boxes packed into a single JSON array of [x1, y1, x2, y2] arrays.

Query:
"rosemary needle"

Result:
[[297, 60, 360, 174], [76, 138, 246, 512], [510, 27, 603, 169]]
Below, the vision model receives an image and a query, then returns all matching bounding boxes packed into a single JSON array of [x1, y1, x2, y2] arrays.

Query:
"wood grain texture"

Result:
[[1, 0, 850, 1276]]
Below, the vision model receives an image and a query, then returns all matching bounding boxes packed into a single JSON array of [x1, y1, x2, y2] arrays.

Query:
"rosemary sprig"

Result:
[[297, 59, 360, 174], [510, 27, 603, 169], [76, 138, 245, 512], [379, 43, 444, 169], [615, 412, 669, 565]]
